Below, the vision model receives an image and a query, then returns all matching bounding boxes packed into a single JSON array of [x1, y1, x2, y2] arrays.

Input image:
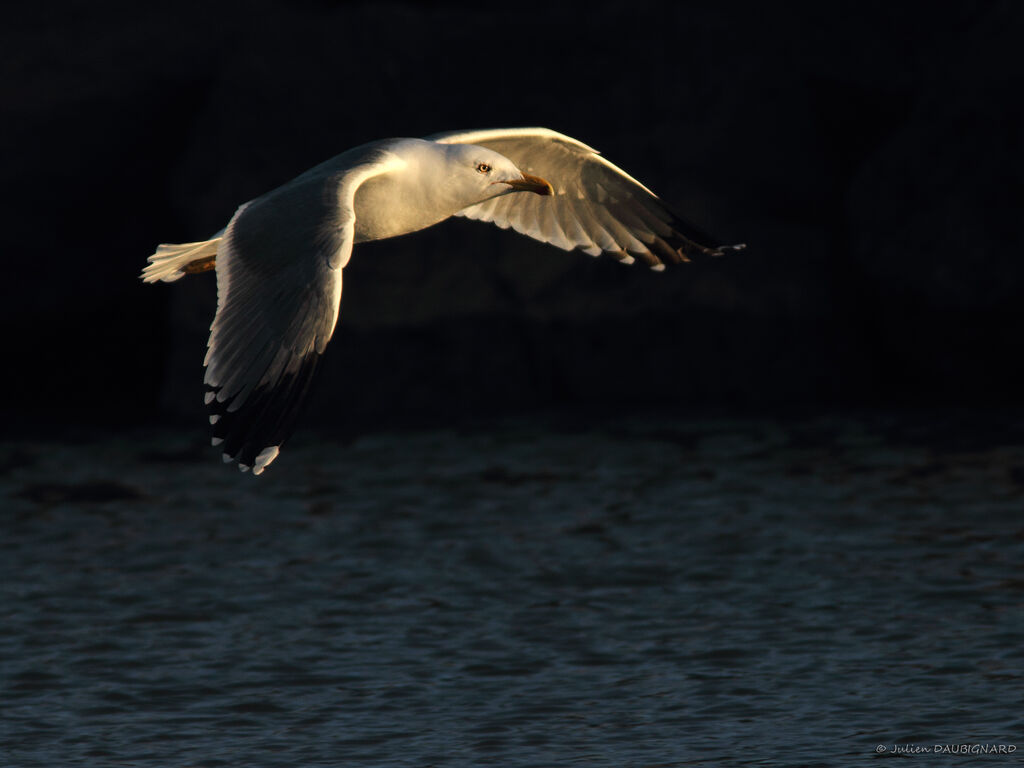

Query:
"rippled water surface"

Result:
[[3, 414, 1023, 766]]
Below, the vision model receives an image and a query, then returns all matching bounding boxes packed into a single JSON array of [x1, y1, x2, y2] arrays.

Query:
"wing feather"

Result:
[[431, 127, 744, 270], [203, 155, 401, 474]]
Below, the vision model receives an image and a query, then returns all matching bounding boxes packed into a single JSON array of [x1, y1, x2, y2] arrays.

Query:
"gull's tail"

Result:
[[141, 237, 222, 283]]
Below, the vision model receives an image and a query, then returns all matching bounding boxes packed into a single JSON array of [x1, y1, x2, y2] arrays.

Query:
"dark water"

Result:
[[3, 414, 1023, 767]]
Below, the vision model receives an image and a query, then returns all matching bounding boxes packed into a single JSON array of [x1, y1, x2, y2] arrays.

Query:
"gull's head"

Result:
[[441, 143, 553, 204]]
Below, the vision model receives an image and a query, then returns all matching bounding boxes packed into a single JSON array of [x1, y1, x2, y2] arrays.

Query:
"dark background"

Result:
[[4, 0, 1022, 438]]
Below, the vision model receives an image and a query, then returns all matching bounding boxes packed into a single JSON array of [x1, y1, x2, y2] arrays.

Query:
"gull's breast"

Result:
[[352, 173, 456, 244]]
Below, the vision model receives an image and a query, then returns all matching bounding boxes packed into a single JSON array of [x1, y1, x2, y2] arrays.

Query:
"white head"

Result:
[[437, 142, 553, 207]]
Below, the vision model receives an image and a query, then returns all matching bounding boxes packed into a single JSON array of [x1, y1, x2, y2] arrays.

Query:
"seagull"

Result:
[[142, 128, 745, 475]]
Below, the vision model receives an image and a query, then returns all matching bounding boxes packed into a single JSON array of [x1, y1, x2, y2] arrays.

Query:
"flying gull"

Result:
[[142, 127, 745, 474]]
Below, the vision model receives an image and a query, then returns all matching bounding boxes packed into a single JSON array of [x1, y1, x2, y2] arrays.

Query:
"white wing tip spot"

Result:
[[252, 445, 281, 476], [218, 446, 280, 475], [204, 391, 216, 405], [650, 263, 666, 272], [209, 415, 220, 425], [211, 437, 224, 447]]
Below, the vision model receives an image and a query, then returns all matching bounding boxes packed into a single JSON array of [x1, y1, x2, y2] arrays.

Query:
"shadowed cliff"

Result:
[[3, 0, 1021, 433]]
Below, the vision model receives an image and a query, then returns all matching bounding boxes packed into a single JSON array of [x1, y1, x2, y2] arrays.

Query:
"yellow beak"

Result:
[[504, 172, 554, 196]]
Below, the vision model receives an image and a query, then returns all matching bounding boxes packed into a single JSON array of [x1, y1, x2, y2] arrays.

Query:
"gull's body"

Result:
[[142, 128, 744, 474]]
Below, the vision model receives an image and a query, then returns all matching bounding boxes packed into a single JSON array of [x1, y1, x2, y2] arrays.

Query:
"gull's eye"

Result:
[[476, 163, 492, 174]]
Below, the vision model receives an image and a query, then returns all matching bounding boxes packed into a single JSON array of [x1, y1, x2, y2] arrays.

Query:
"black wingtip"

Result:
[[670, 233, 748, 263], [709, 243, 747, 256], [205, 352, 323, 475]]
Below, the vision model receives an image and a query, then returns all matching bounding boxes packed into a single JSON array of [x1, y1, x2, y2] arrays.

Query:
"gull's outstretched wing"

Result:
[[204, 154, 402, 474], [430, 127, 744, 270]]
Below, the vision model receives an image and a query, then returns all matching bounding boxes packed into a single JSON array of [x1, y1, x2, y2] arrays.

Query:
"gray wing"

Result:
[[430, 128, 745, 270], [204, 157, 399, 474]]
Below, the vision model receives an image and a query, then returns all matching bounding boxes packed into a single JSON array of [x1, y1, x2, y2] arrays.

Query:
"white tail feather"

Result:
[[141, 238, 221, 283]]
